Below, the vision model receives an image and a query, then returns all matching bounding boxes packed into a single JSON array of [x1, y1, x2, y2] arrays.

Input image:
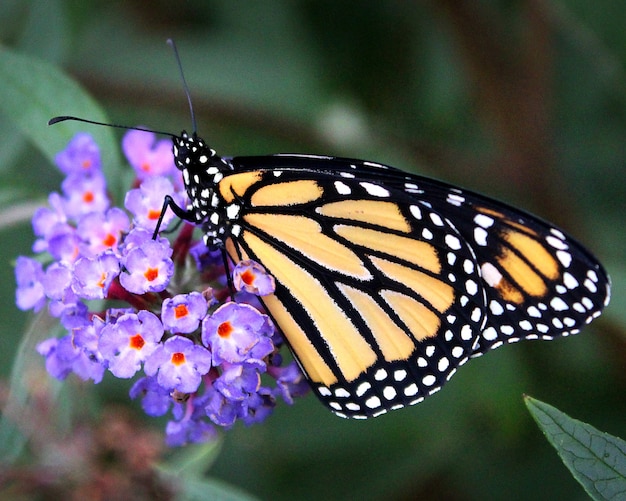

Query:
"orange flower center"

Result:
[[217, 321, 233, 338], [171, 352, 185, 365], [144, 267, 159, 282], [174, 304, 189, 319], [102, 233, 116, 247], [129, 334, 145, 350], [241, 269, 255, 286], [82, 191, 94, 203]]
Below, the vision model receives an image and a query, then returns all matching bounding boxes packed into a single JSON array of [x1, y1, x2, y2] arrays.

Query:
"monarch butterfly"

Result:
[[50, 49, 610, 420]]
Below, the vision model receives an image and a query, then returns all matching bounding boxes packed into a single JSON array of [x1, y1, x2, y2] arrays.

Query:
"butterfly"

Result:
[[154, 132, 610, 419], [49, 42, 610, 419]]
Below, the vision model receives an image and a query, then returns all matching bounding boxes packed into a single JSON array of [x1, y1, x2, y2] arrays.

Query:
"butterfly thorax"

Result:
[[173, 131, 236, 249]]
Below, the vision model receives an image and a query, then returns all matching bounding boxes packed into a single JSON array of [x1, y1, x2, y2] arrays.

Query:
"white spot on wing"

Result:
[[360, 182, 390, 197]]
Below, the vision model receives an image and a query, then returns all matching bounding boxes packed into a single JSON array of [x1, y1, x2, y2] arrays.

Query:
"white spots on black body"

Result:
[[226, 204, 241, 220]]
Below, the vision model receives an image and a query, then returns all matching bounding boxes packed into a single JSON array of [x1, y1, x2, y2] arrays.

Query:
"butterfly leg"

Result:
[[152, 194, 195, 239]]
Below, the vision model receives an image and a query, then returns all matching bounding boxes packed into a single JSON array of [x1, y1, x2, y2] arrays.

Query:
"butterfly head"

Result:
[[172, 131, 237, 249]]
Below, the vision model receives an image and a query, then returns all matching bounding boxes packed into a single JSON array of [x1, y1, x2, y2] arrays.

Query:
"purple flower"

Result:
[[213, 363, 261, 401], [119, 239, 174, 294], [189, 241, 223, 271], [232, 260, 275, 296], [121, 227, 156, 252], [165, 395, 217, 446], [46, 230, 81, 264], [99, 311, 164, 378], [122, 129, 176, 180], [71, 252, 120, 299], [77, 208, 130, 257], [161, 292, 208, 334], [205, 390, 241, 427], [130, 376, 173, 417], [32, 193, 70, 253], [41, 262, 72, 300], [21, 131, 310, 446], [37, 333, 105, 383], [54, 132, 101, 176], [125, 176, 181, 232], [202, 303, 274, 366], [269, 361, 310, 405], [15, 256, 46, 312], [62, 172, 109, 218], [144, 335, 212, 393]]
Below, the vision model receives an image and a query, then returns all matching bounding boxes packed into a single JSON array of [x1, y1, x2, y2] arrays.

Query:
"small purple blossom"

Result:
[[119, 239, 173, 294], [54, 132, 101, 175], [202, 302, 274, 366], [99, 311, 164, 378], [165, 395, 217, 446], [32, 193, 70, 253], [77, 208, 130, 257], [122, 129, 176, 180], [269, 361, 310, 405], [41, 262, 72, 300], [144, 336, 212, 393], [130, 376, 173, 417], [15, 256, 45, 311], [161, 292, 208, 334], [37, 333, 105, 383], [125, 176, 182, 232], [232, 260, 275, 296], [62, 172, 109, 218], [71, 252, 120, 299], [213, 363, 261, 401]]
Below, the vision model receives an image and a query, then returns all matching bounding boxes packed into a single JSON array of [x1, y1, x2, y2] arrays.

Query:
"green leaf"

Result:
[[0, 46, 123, 192], [169, 476, 259, 501], [159, 438, 224, 478], [0, 310, 64, 464], [525, 395, 626, 500], [158, 439, 258, 500]]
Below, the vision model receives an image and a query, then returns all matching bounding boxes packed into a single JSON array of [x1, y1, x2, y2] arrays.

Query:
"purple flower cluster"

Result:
[[15, 131, 308, 446]]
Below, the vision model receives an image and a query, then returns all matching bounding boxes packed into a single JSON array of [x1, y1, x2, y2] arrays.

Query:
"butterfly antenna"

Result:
[[167, 39, 197, 135], [48, 116, 176, 138]]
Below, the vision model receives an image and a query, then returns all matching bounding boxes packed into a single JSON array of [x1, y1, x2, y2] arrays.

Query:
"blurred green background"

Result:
[[1, 1, 625, 499]]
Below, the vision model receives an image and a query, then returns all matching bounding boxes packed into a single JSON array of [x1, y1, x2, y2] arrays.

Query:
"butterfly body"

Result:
[[170, 132, 610, 418]]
